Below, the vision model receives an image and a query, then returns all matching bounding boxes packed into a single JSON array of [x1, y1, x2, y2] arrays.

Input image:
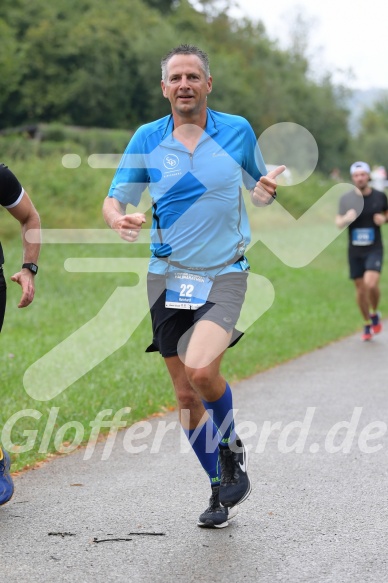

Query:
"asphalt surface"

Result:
[[2, 325, 388, 582]]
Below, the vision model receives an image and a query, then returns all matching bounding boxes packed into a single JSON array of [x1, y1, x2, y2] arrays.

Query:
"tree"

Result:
[[0, 0, 354, 174], [143, 0, 177, 11], [0, 19, 23, 117], [354, 96, 388, 166]]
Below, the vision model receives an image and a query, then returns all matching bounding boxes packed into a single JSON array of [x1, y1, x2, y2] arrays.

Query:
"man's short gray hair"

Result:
[[161, 44, 210, 82]]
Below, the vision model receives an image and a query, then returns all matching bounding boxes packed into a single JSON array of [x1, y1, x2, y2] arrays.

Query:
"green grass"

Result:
[[1, 156, 388, 470]]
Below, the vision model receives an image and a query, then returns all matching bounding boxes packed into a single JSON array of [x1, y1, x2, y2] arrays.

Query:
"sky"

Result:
[[227, 0, 388, 90]]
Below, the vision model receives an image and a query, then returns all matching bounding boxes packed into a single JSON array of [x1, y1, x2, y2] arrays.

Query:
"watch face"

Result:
[[23, 263, 38, 274]]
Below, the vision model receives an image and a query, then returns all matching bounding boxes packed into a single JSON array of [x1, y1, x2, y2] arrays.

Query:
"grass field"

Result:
[[1, 154, 388, 471]]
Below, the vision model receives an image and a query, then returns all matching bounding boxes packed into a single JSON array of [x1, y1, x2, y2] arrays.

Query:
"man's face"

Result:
[[161, 54, 212, 118], [351, 170, 370, 190]]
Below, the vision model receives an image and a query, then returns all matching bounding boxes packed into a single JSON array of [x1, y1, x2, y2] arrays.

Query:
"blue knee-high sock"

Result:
[[202, 382, 236, 448], [183, 418, 220, 486]]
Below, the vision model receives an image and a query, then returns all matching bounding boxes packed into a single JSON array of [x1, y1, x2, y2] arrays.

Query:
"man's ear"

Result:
[[161, 80, 168, 98]]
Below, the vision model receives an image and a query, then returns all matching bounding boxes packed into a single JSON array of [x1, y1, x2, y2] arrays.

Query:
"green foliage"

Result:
[[0, 0, 353, 172], [0, 19, 23, 110], [2, 154, 113, 231], [0, 124, 132, 164], [143, 0, 177, 12], [0, 135, 85, 162], [40, 124, 132, 154], [354, 97, 388, 166], [360, 97, 388, 134]]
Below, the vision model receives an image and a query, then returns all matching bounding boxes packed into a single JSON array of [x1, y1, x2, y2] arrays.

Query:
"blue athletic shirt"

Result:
[[108, 108, 266, 274]]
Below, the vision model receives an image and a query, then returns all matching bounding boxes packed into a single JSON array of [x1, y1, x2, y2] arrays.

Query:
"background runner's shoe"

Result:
[[197, 485, 238, 528], [370, 312, 382, 334], [0, 447, 14, 506], [219, 437, 251, 508], [362, 324, 373, 341]]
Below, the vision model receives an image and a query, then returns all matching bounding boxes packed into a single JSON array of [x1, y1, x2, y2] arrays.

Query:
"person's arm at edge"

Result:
[[377, 194, 388, 225], [7, 191, 41, 308]]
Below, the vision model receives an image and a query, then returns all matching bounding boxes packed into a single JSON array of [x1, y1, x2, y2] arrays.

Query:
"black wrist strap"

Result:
[[22, 262, 38, 275], [266, 191, 277, 205]]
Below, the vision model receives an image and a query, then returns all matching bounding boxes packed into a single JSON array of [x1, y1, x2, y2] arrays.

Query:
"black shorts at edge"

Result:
[[0, 268, 6, 332]]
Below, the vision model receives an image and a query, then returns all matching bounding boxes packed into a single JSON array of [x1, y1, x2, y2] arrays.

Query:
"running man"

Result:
[[103, 45, 284, 527], [336, 161, 388, 340]]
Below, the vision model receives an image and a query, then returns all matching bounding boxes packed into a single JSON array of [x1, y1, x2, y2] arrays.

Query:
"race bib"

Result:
[[352, 228, 375, 246], [165, 271, 213, 310]]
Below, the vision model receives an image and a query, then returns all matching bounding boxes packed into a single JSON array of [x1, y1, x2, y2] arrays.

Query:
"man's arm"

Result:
[[335, 209, 357, 229], [102, 196, 146, 242], [373, 194, 388, 226], [372, 212, 387, 226], [7, 191, 41, 308]]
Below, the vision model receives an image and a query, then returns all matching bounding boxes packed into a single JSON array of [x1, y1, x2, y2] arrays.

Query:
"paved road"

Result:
[[2, 326, 388, 582]]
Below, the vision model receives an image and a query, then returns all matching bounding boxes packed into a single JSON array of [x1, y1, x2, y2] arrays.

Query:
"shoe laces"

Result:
[[219, 447, 239, 483], [206, 487, 222, 512]]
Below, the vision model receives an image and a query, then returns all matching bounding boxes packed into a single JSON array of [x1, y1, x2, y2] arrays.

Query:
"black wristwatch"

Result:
[[22, 262, 38, 275]]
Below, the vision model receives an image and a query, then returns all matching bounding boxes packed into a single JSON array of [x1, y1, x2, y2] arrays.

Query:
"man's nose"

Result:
[[179, 76, 189, 88]]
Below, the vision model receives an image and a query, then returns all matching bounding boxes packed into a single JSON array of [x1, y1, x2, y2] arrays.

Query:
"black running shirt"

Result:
[[338, 188, 388, 257], [0, 164, 24, 264]]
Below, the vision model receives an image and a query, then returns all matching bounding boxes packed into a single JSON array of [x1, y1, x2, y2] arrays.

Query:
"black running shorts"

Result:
[[348, 249, 383, 279], [146, 271, 248, 357]]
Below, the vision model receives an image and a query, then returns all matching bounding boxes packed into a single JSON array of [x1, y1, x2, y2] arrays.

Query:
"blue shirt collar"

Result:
[[162, 108, 219, 144]]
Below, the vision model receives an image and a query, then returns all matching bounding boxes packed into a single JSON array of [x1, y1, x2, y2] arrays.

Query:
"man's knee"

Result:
[[364, 272, 380, 291], [185, 366, 215, 391]]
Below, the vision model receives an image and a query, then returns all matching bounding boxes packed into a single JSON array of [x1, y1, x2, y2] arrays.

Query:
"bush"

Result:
[[0, 123, 134, 161]]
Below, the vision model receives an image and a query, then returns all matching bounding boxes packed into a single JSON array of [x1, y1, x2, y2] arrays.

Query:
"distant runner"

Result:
[[336, 161, 388, 340]]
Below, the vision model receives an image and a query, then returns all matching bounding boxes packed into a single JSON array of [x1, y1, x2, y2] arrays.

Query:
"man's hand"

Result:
[[11, 269, 35, 308], [335, 209, 357, 229], [251, 165, 286, 207], [112, 212, 146, 242], [102, 197, 146, 242], [373, 213, 386, 227]]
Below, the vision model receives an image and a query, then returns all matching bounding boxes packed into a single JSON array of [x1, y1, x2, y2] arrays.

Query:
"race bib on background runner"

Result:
[[352, 228, 375, 246]]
